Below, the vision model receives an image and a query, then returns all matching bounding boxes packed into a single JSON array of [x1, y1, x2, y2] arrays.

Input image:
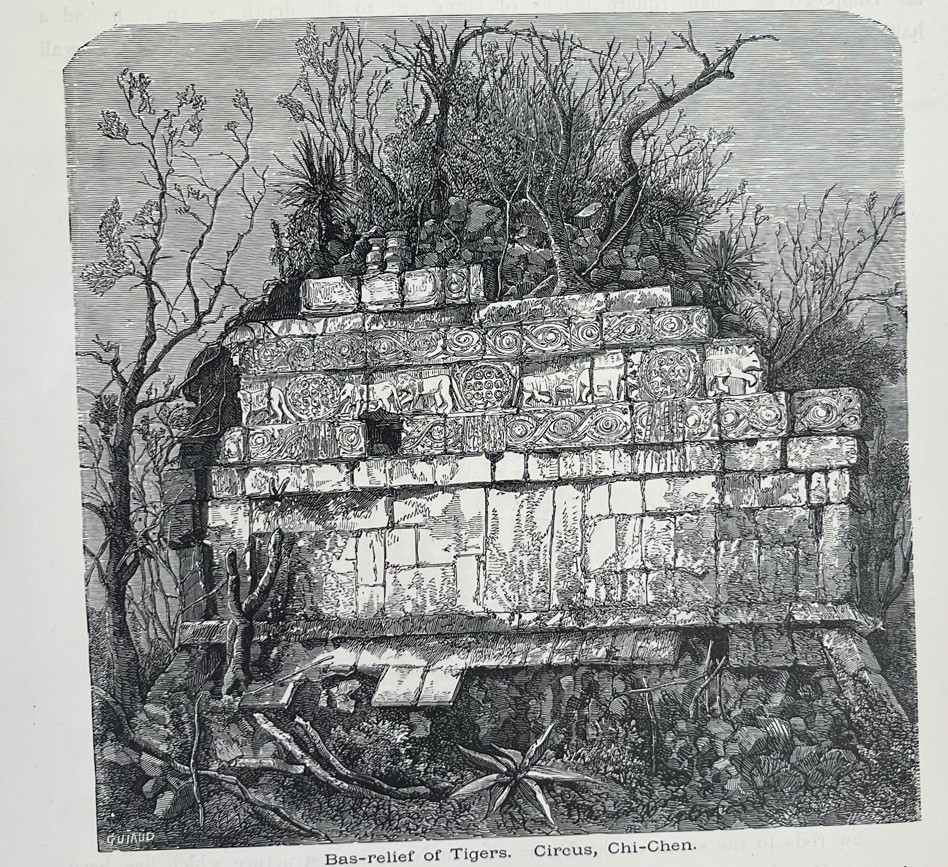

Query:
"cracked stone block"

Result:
[[674, 513, 717, 573], [361, 272, 402, 310], [386, 565, 458, 615], [723, 439, 782, 472], [721, 472, 807, 509], [527, 452, 560, 482], [644, 474, 719, 512], [786, 435, 868, 471], [716, 509, 758, 542], [244, 463, 350, 496], [301, 276, 359, 313], [759, 544, 798, 603], [809, 472, 828, 505], [551, 485, 584, 606], [641, 515, 676, 570], [757, 506, 814, 542], [287, 531, 358, 617], [559, 447, 632, 479], [356, 530, 386, 589], [819, 504, 858, 601]]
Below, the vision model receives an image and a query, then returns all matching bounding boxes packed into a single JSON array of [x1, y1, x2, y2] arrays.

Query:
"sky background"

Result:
[[64, 10, 906, 430]]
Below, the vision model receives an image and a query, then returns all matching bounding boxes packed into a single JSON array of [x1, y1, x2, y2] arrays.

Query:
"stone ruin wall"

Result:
[[168, 263, 891, 710]]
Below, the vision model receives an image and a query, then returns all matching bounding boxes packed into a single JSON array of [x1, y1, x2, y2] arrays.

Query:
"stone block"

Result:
[[443, 326, 484, 361], [569, 317, 602, 351], [477, 291, 606, 325], [286, 531, 358, 617], [357, 585, 385, 617], [364, 329, 445, 367], [717, 540, 760, 607], [674, 513, 717, 573], [386, 565, 458, 615], [791, 388, 864, 436], [450, 413, 508, 453], [217, 427, 246, 464], [246, 423, 335, 463], [583, 516, 618, 576], [559, 447, 633, 480], [353, 459, 388, 488], [301, 275, 359, 314], [206, 467, 241, 499], [651, 306, 713, 343], [585, 483, 611, 518], [453, 360, 519, 412], [757, 506, 814, 542], [809, 472, 828, 505], [483, 323, 523, 359], [469, 263, 489, 302], [251, 494, 392, 534], [433, 454, 492, 486], [356, 531, 386, 588], [244, 463, 350, 497], [484, 488, 553, 612], [827, 469, 859, 506], [645, 570, 678, 607], [703, 339, 767, 398], [716, 509, 758, 541], [522, 319, 572, 356], [456, 554, 483, 611], [506, 405, 632, 451], [819, 504, 858, 601], [638, 346, 704, 400], [445, 267, 470, 304], [551, 485, 584, 606], [385, 528, 418, 567], [387, 458, 436, 487], [723, 439, 782, 472], [632, 399, 718, 443], [786, 436, 867, 471], [521, 356, 592, 409], [402, 267, 445, 308], [401, 415, 447, 456], [584, 515, 644, 576], [719, 393, 790, 440], [797, 535, 820, 601], [677, 564, 717, 606], [610, 479, 644, 515], [729, 626, 794, 668], [759, 544, 798, 603], [493, 452, 526, 482], [641, 516, 676, 570], [721, 472, 807, 509], [361, 272, 402, 310], [602, 310, 651, 346], [644, 475, 719, 512], [605, 286, 673, 310], [527, 452, 560, 482]]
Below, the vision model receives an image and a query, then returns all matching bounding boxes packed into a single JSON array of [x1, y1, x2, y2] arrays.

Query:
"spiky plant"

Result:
[[450, 723, 599, 828], [686, 228, 760, 311]]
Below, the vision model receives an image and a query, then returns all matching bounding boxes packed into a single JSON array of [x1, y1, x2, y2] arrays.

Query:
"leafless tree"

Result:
[[79, 70, 268, 711]]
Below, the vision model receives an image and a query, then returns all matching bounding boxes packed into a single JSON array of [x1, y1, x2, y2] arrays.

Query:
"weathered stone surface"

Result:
[[632, 399, 718, 443], [638, 346, 704, 400], [386, 565, 458, 614], [610, 479, 644, 515], [385, 528, 418, 567], [719, 393, 790, 440], [353, 459, 387, 488], [759, 544, 798, 603], [506, 404, 632, 451], [551, 485, 584, 606], [445, 266, 471, 305], [246, 424, 329, 463], [484, 488, 553, 611], [447, 412, 508, 453], [403, 267, 445, 308], [361, 272, 402, 310], [819, 504, 858, 601], [433, 454, 492, 486], [301, 275, 359, 313], [286, 531, 358, 617], [786, 435, 867, 471], [729, 627, 794, 667], [476, 290, 608, 325], [704, 339, 766, 397], [251, 493, 391, 534], [559, 447, 632, 480], [721, 472, 807, 509], [717, 540, 760, 606], [605, 286, 673, 310], [674, 512, 717, 573], [388, 458, 436, 487], [644, 475, 719, 512], [641, 516, 675, 570], [791, 388, 863, 436], [723, 439, 782, 472], [455, 554, 483, 611], [716, 508, 757, 541], [244, 463, 350, 496], [827, 469, 858, 506], [757, 506, 814, 542], [527, 452, 560, 481], [356, 530, 386, 589]]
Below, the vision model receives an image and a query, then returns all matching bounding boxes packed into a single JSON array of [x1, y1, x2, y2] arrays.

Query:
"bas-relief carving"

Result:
[[791, 388, 863, 435], [453, 361, 518, 411], [638, 346, 703, 400], [704, 340, 766, 397], [506, 404, 632, 450], [719, 393, 789, 440], [520, 357, 592, 408], [238, 384, 299, 426]]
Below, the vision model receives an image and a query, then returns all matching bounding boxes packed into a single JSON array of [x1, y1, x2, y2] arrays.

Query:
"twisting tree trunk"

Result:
[[222, 528, 284, 696]]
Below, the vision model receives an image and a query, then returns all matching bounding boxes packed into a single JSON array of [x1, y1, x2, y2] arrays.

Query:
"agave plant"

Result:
[[686, 228, 760, 311], [450, 723, 599, 828]]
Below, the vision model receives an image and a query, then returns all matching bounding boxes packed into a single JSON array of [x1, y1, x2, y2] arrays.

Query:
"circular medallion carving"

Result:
[[640, 347, 700, 400], [283, 373, 343, 420], [455, 362, 515, 410]]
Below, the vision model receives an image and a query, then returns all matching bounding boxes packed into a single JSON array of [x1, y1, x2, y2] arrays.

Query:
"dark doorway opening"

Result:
[[363, 409, 403, 457]]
